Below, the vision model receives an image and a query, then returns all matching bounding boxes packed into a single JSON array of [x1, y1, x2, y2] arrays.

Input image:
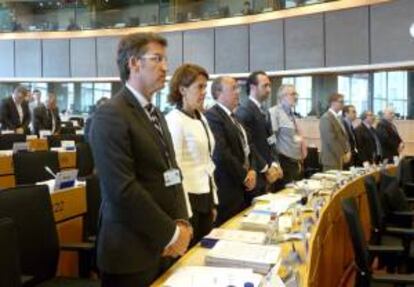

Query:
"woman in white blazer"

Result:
[[166, 64, 218, 245]]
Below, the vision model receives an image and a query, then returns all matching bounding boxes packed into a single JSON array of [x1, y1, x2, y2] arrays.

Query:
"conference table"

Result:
[[152, 166, 397, 287]]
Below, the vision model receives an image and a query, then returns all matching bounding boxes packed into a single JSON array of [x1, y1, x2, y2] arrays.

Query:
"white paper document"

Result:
[[205, 228, 267, 245], [205, 240, 281, 274], [163, 266, 263, 287]]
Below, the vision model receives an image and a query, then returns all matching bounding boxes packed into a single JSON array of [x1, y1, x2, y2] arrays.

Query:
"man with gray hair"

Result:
[[354, 110, 382, 164], [268, 84, 307, 184], [376, 107, 404, 162]]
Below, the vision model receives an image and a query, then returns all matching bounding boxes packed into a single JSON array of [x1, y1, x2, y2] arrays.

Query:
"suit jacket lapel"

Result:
[[122, 87, 172, 168], [213, 104, 244, 156]]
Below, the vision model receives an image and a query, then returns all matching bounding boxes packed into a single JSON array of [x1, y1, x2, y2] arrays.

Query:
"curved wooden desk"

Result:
[[152, 166, 396, 287]]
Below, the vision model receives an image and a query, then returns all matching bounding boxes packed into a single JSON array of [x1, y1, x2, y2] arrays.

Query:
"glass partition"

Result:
[[0, 0, 339, 33]]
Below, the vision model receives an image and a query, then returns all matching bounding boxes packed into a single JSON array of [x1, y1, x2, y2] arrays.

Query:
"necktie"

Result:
[[145, 103, 172, 167], [230, 113, 250, 169]]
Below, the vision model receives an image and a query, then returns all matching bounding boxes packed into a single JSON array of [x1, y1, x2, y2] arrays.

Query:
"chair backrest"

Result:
[[397, 157, 414, 186], [341, 197, 371, 284], [0, 134, 26, 150], [0, 217, 22, 287], [0, 185, 59, 284], [84, 174, 101, 239], [380, 171, 410, 213], [364, 176, 385, 236], [13, 151, 60, 185], [76, 142, 94, 178], [60, 126, 76, 135], [47, 134, 85, 148]]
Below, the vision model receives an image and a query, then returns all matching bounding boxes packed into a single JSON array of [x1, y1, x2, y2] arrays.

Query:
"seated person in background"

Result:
[[355, 111, 382, 165], [0, 85, 31, 134], [84, 97, 109, 142], [32, 93, 61, 135], [166, 64, 219, 245]]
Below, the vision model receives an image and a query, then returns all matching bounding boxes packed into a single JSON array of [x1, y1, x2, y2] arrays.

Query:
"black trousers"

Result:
[[101, 258, 173, 287], [279, 153, 302, 185], [188, 192, 214, 246]]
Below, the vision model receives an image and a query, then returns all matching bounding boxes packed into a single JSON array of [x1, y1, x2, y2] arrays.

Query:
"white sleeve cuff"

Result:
[[260, 164, 269, 173], [165, 225, 180, 248]]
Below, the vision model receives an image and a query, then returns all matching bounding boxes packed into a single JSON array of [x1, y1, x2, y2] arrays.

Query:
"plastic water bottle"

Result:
[[266, 212, 279, 245]]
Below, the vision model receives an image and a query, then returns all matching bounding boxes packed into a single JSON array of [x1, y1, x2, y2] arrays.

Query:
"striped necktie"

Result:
[[145, 103, 172, 167]]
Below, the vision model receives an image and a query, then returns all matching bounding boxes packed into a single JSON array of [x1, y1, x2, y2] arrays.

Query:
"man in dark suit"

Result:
[[342, 105, 359, 167], [355, 111, 382, 165], [235, 71, 282, 198], [89, 33, 191, 287], [32, 93, 61, 135], [376, 107, 404, 163], [205, 76, 261, 226], [0, 85, 31, 134], [319, 93, 351, 171]]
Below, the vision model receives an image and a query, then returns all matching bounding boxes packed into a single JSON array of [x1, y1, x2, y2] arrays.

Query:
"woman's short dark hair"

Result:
[[168, 63, 209, 106], [117, 32, 167, 83]]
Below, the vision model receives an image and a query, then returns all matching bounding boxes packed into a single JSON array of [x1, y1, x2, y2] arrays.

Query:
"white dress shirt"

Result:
[[126, 83, 181, 248]]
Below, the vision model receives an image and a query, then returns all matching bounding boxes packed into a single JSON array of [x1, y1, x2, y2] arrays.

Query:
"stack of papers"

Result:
[[286, 179, 323, 192], [241, 212, 292, 232], [311, 172, 338, 181], [252, 194, 301, 213], [204, 228, 267, 245], [205, 240, 281, 274], [163, 266, 263, 287]]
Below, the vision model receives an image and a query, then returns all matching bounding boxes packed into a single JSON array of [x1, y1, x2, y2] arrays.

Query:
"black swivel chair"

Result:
[[0, 185, 98, 286], [76, 143, 94, 179], [303, 147, 321, 178], [341, 197, 414, 287], [0, 217, 22, 287], [0, 134, 26, 150], [397, 157, 414, 198], [13, 151, 60, 185], [60, 127, 77, 135], [47, 134, 85, 148]]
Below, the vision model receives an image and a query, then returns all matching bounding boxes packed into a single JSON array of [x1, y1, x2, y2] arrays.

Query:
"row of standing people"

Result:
[[319, 92, 404, 171], [0, 87, 61, 135], [88, 32, 309, 287]]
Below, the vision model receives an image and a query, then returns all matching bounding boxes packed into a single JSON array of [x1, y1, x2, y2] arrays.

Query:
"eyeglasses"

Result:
[[139, 54, 168, 64]]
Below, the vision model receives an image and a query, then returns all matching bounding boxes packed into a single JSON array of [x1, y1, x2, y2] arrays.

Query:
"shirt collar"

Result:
[[126, 82, 150, 108], [13, 97, 21, 107], [249, 96, 261, 109], [362, 121, 372, 129], [329, 108, 341, 118], [216, 102, 233, 116]]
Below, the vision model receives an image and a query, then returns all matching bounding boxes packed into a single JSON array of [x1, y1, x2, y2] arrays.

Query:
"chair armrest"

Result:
[[60, 242, 94, 252], [372, 273, 414, 284], [403, 182, 414, 197], [385, 227, 414, 237], [392, 210, 414, 217], [406, 197, 414, 203], [21, 275, 34, 284], [87, 235, 96, 242], [368, 244, 404, 254]]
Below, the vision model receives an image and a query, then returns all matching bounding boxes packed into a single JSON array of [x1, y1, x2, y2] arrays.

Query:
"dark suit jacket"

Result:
[[235, 99, 274, 191], [32, 105, 61, 135], [0, 97, 31, 134], [205, 104, 261, 224], [376, 119, 402, 161], [89, 86, 188, 274], [341, 118, 359, 166], [355, 123, 380, 164]]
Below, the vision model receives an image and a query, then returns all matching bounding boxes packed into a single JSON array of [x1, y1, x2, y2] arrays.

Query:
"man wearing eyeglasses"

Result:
[[319, 93, 351, 171], [89, 33, 191, 287]]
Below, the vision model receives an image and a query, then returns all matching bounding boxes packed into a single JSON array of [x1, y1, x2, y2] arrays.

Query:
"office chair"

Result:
[[341, 197, 414, 287], [47, 134, 84, 148], [0, 133, 26, 150], [0, 185, 98, 286], [76, 143, 94, 178], [60, 126, 77, 135], [397, 157, 414, 198], [13, 151, 60, 185], [0, 217, 22, 287], [303, 147, 321, 178]]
